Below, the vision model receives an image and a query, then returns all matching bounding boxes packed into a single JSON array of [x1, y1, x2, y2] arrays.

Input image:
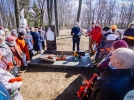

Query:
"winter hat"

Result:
[[102, 27, 110, 31], [6, 36, 15, 41], [0, 35, 5, 41], [0, 30, 5, 36], [0, 49, 2, 56], [110, 25, 118, 29], [112, 40, 128, 50], [18, 32, 25, 37]]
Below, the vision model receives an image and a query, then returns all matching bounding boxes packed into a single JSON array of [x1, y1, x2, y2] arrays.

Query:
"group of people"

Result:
[[0, 26, 46, 100], [72, 22, 134, 100]]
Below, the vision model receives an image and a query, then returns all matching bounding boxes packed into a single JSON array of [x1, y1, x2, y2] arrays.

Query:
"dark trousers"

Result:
[[42, 41, 45, 50], [29, 49, 33, 60], [73, 37, 80, 51]]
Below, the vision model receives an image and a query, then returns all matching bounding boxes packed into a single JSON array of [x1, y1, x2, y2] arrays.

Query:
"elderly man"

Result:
[[89, 48, 134, 100]]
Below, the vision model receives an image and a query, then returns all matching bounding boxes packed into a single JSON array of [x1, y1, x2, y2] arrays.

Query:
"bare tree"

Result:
[[54, 0, 59, 37], [37, 0, 45, 27], [77, 0, 82, 22], [47, 0, 53, 26]]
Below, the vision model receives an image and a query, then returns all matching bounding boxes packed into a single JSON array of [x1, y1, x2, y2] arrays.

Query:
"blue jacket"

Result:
[[32, 32, 42, 51], [25, 32, 33, 50], [71, 27, 81, 38], [0, 82, 11, 100]]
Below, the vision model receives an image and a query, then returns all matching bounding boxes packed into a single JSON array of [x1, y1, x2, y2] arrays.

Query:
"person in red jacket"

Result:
[[86, 21, 102, 54]]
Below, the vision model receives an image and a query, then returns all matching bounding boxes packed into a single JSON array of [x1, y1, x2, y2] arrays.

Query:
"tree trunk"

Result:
[[47, 0, 53, 26], [76, 0, 82, 22], [54, 0, 59, 37], [14, 0, 20, 30]]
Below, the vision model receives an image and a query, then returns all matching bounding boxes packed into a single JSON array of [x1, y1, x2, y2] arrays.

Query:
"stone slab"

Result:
[[28, 53, 93, 69], [44, 50, 85, 56]]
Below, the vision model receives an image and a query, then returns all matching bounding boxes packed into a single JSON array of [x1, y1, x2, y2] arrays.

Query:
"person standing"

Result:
[[38, 27, 46, 50], [32, 28, 42, 54], [86, 21, 102, 54], [25, 27, 34, 60], [71, 22, 81, 51], [86, 22, 95, 52]]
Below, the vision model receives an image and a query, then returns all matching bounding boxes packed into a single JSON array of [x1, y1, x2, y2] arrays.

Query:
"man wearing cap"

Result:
[[89, 48, 134, 100]]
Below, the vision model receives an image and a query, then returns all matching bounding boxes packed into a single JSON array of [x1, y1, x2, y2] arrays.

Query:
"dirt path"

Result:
[[20, 29, 91, 100]]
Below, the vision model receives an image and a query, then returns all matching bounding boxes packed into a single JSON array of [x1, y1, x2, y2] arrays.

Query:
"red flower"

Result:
[[8, 62, 13, 67], [106, 48, 111, 53], [14, 57, 18, 61], [100, 49, 104, 52]]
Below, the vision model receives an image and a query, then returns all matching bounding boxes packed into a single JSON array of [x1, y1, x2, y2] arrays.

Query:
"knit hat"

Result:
[[110, 25, 118, 29], [102, 27, 110, 31], [6, 36, 15, 41], [18, 31, 25, 37], [112, 40, 128, 50], [0, 30, 5, 36], [0, 49, 2, 56]]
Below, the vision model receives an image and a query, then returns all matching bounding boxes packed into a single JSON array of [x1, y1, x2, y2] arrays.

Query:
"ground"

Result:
[[20, 29, 92, 100]]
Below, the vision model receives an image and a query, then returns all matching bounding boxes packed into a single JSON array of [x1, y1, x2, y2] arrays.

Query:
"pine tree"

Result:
[[32, 2, 41, 27]]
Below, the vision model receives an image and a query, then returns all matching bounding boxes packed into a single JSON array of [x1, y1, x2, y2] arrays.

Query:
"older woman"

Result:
[[0, 35, 13, 63], [11, 29, 18, 38], [0, 67, 23, 100], [16, 31, 30, 61], [6, 36, 24, 67]]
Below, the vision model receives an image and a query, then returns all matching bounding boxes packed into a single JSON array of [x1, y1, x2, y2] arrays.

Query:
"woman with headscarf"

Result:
[[0, 35, 13, 63], [16, 31, 30, 61], [6, 36, 24, 67]]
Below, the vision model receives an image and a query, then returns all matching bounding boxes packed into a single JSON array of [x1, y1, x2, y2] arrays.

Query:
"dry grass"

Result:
[[20, 29, 91, 100]]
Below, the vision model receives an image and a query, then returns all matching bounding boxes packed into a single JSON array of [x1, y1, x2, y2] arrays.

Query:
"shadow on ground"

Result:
[[25, 65, 92, 100]]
